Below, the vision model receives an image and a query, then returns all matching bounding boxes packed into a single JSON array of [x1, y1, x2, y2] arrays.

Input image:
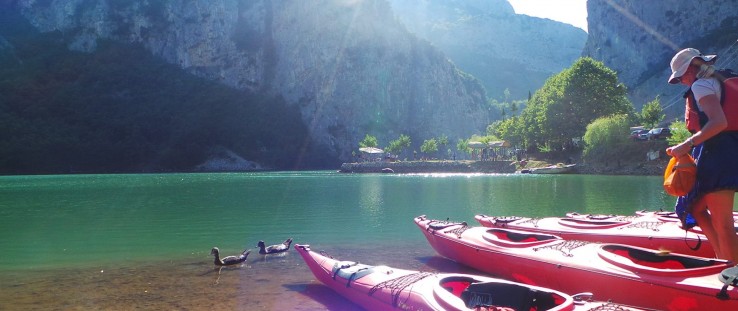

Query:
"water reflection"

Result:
[[358, 175, 385, 229]]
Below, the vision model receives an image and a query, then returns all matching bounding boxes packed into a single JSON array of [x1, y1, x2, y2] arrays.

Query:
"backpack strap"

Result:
[[683, 89, 705, 133], [685, 68, 736, 133]]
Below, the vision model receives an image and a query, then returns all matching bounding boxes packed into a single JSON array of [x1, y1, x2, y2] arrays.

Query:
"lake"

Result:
[[0, 171, 700, 310]]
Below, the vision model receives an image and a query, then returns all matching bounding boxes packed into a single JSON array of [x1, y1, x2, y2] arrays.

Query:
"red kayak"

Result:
[[570, 210, 738, 223], [295, 243, 643, 311], [568, 210, 682, 222], [416, 215, 738, 311], [475, 213, 715, 258]]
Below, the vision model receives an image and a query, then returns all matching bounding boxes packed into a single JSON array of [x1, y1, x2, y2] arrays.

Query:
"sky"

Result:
[[507, 0, 588, 32]]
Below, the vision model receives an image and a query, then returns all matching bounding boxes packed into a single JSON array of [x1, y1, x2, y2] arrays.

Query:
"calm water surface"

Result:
[[0, 171, 687, 309]]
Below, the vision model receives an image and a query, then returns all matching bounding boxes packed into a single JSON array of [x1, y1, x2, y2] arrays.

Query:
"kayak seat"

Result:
[[606, 245, 719, 270], [460, 281, 560, 310], [488, 229, 558, 243], [439, 276, 474, 297]]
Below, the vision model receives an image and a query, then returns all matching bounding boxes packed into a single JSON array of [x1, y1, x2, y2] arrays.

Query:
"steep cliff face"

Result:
[[15, 0, 266, 90], [388, 0, 588, 100], [584, 0, 738, 110], [262, 1, 490, 159], [12, 0, 490, 162]]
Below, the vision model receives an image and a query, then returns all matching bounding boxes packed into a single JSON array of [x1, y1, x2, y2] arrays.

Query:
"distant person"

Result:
[[665, 48, 738, 261]]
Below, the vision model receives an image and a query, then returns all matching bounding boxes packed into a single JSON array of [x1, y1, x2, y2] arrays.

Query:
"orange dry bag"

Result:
[[663, 155, 697, 196]]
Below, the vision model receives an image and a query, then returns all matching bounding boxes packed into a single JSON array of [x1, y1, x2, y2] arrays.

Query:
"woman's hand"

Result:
[[666, 141, 691, 157]]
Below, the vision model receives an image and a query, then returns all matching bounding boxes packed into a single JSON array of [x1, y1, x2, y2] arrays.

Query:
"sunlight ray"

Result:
[[296, 0, 365, 166], [603, 0, 678, 51]]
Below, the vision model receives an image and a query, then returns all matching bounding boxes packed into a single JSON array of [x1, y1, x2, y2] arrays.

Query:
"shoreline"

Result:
[[339, 160, 517, 174], [339, 159, 666, 176]]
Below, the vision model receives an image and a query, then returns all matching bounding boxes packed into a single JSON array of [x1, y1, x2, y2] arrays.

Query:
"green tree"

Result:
[[667, 121, 690, 146], [488, 117, 524, 148], [582, 114, 630, 160], [386, 134, 411, 158], [639, 96, 665, 129], [420, 138, 438, 159], [520, 57, 634, 151], [437, 134, 449, 158], [456, 139, 470, 158], [359, 134, 378, 148]]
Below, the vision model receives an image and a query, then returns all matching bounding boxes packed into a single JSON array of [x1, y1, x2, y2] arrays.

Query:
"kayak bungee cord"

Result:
[[448, 223, 471, 238], [519, 217, 541, 227], [620, 221, 662, 231], [533, 240, 591, 257], [426, 217, 466, 231], [368, 272, 434, 307]]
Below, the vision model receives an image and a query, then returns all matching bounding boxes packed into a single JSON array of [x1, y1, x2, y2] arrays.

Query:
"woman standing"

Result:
[[666, 48, 738, 261]]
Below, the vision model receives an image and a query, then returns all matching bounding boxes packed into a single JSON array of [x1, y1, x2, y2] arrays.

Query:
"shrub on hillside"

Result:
[[582, 114, 630, 160], [666, 121, 690, 146]]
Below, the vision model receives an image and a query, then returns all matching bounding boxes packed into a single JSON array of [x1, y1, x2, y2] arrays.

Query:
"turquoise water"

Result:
[[0, 172, 673, 270], [0, 172, 690, 309]]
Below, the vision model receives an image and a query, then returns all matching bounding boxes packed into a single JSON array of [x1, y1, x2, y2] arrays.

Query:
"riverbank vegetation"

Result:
[[360, 58, 676, 174]]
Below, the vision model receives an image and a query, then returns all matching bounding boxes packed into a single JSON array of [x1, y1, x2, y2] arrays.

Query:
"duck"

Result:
[[210, 247, 251, 266], [257, 238, 293, 254]]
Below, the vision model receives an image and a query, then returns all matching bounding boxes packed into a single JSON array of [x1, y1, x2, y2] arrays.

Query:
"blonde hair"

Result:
[[696, 63, 716, 80]]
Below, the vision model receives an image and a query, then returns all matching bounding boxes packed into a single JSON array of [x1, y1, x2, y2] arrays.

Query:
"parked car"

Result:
[[630, 129, 649, 140], [646, 128, 671, 140]]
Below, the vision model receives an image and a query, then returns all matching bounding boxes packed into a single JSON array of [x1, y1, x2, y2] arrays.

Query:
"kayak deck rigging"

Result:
[[368, 272, 434, 307]]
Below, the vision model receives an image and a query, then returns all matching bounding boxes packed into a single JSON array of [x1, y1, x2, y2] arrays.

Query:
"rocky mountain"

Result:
[[2, 0, 491, 170], [387, 0, 588, 101], [6, 0, 732, 173], [584, 0, 738, 119]]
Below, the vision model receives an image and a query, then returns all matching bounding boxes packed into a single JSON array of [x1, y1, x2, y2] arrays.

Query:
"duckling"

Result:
[[210, 247, 251, 266], [257, 238, 293, 254]]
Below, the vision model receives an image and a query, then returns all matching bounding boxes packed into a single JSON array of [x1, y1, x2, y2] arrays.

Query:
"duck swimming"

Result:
[[257, 238, 293, 254], [210, 247, 251, 266]]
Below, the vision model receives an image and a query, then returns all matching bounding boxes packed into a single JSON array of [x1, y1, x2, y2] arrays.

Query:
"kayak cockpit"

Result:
[[435, 276, 570, 310], [483, 228, 561, 247], [558, 218, 629, 229], [598, 244, 731, 276]]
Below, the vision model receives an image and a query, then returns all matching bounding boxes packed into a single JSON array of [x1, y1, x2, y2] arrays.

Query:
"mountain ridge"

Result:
[[3, 0, 736, 174]]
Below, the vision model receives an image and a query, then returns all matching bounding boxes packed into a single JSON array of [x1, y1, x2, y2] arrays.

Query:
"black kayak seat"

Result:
[[460, 281, 558, 310]]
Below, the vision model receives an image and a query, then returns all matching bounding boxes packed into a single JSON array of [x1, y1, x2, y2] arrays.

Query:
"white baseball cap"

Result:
[[668, 48, 717, 84]]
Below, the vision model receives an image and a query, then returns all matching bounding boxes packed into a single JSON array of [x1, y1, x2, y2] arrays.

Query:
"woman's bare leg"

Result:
[[704, 190, 738, 262], [692, 202, 723, 258]]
